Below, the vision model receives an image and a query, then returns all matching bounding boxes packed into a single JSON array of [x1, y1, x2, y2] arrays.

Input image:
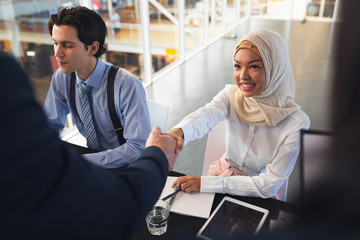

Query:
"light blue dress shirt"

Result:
[[44, 59, 151, 168]]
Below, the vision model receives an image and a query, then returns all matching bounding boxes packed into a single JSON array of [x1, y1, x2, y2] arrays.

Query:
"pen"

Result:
[[162, 188, 182, 201]]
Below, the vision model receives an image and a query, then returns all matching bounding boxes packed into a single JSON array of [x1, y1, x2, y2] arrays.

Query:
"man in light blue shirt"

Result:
[[44, 6, 151, 168]]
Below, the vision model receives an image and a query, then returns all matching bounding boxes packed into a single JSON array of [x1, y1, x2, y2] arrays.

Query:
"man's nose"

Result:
[[54, 45, 63, 57]]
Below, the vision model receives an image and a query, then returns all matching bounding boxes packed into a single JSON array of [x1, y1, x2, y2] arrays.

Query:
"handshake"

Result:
[[145, 126, 185, 171]]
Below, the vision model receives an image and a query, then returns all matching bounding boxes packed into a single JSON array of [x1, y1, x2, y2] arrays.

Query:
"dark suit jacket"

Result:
[[0, 54, 168, 239]]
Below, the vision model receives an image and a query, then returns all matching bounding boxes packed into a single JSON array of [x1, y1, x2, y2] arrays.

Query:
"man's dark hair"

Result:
[[48, 6, 107, 58]]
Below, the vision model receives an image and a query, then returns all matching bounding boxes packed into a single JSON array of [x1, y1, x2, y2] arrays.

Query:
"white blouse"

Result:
[[173, 85, 310, 198]]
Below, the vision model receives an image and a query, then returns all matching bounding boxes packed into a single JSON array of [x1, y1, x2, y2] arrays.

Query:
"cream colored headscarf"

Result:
[[231, 30, 300, 126]]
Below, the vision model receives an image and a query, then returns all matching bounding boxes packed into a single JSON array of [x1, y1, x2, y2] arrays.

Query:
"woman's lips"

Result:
[[240, 83, 255, 91]]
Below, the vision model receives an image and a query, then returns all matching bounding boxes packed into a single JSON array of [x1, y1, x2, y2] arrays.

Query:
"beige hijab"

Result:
[[231, 30, 300, 126]]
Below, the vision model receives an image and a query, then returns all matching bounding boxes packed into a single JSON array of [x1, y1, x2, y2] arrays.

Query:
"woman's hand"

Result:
[[163, 128, 184, 154], [172, 174, 201, 193]]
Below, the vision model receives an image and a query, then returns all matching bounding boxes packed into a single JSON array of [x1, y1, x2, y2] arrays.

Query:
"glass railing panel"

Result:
[[148, 0, 179, 85], [208, 0, 223, 42], [184, 0, 205, 57], [225, 0, 238, 31], [97, 2, 145, 83]]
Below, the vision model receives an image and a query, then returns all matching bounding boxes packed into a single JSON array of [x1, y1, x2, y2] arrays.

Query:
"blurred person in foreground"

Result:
[[0, 53, 178, 239], [254, 0, 360, 239]]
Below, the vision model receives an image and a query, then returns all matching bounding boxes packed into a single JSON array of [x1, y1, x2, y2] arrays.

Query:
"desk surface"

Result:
[[130, 172, 298, 240]]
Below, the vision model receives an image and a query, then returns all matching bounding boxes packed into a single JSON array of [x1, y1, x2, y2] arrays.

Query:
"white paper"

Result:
[[159, 176, 215, 219]]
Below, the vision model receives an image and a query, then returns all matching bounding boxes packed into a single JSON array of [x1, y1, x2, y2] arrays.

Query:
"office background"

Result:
[[0, 0, 339, 202]]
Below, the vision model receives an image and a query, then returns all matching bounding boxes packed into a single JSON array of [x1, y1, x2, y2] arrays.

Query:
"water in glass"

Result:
[[146, 206, 169, 235]]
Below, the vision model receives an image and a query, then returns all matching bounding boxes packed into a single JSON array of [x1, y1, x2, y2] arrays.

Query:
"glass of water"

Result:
[[146, 200, 170, 235]]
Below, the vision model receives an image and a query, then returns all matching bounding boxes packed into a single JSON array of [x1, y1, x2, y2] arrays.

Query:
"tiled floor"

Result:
[[146, 17, 335, 202]]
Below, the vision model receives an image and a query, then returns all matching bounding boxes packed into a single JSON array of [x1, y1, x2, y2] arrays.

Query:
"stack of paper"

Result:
[[159, 176, 215, 219]]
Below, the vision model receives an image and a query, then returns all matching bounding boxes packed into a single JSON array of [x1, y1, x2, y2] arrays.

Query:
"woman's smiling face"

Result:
[[233, 48, 266, 97]]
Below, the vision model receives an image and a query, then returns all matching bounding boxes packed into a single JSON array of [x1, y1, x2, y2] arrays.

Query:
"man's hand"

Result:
[[163, 128, 184, 154], [146, 126, 179, 171]]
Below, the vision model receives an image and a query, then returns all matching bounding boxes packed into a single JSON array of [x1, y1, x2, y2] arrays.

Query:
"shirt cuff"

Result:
[[200, 176, 225, 193], [176, 122, 193, 146], [83, 151, 131, 169]]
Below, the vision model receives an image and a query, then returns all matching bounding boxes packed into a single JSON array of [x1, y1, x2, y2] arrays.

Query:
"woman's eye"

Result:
[[250, 65, 260, 69], [234, 64, 240, 69]]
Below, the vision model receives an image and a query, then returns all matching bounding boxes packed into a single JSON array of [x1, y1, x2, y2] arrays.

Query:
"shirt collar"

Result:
[[76, 58, 105, 89]]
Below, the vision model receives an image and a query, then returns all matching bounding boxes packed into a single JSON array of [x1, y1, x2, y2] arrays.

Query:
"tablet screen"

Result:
[[197, 197, 269, 240]]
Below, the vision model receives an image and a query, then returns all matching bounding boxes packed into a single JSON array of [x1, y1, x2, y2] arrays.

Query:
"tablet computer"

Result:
[[197, 197, 269, 240]]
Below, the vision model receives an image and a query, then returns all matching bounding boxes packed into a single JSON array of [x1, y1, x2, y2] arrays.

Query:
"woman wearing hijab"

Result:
[[166, 30, 310, 200]]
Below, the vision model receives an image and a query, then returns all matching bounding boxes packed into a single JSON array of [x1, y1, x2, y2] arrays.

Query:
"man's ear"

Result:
[[89, 41, 100, 56]]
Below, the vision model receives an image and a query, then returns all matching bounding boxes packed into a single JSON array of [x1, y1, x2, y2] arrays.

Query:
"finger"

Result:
[[172, 178, 179, 188], [183, 183, 194, 193], [175, 145, 181, 154], [179, 183, 188, 191], [146, 127, 161, 148], [176, 178, 182, 188], [174, 177, 184, 188], [179, 181, 191, 191], [184, 186, 194, 193], [151, 126, 162, 136], [175, 139, 184, 154]]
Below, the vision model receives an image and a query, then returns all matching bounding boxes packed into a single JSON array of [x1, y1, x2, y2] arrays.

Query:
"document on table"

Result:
[[159, 176, 215, 219]]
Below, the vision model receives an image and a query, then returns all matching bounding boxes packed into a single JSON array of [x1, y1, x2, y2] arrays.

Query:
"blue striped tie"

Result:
[[79, 82, 101, 150]]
